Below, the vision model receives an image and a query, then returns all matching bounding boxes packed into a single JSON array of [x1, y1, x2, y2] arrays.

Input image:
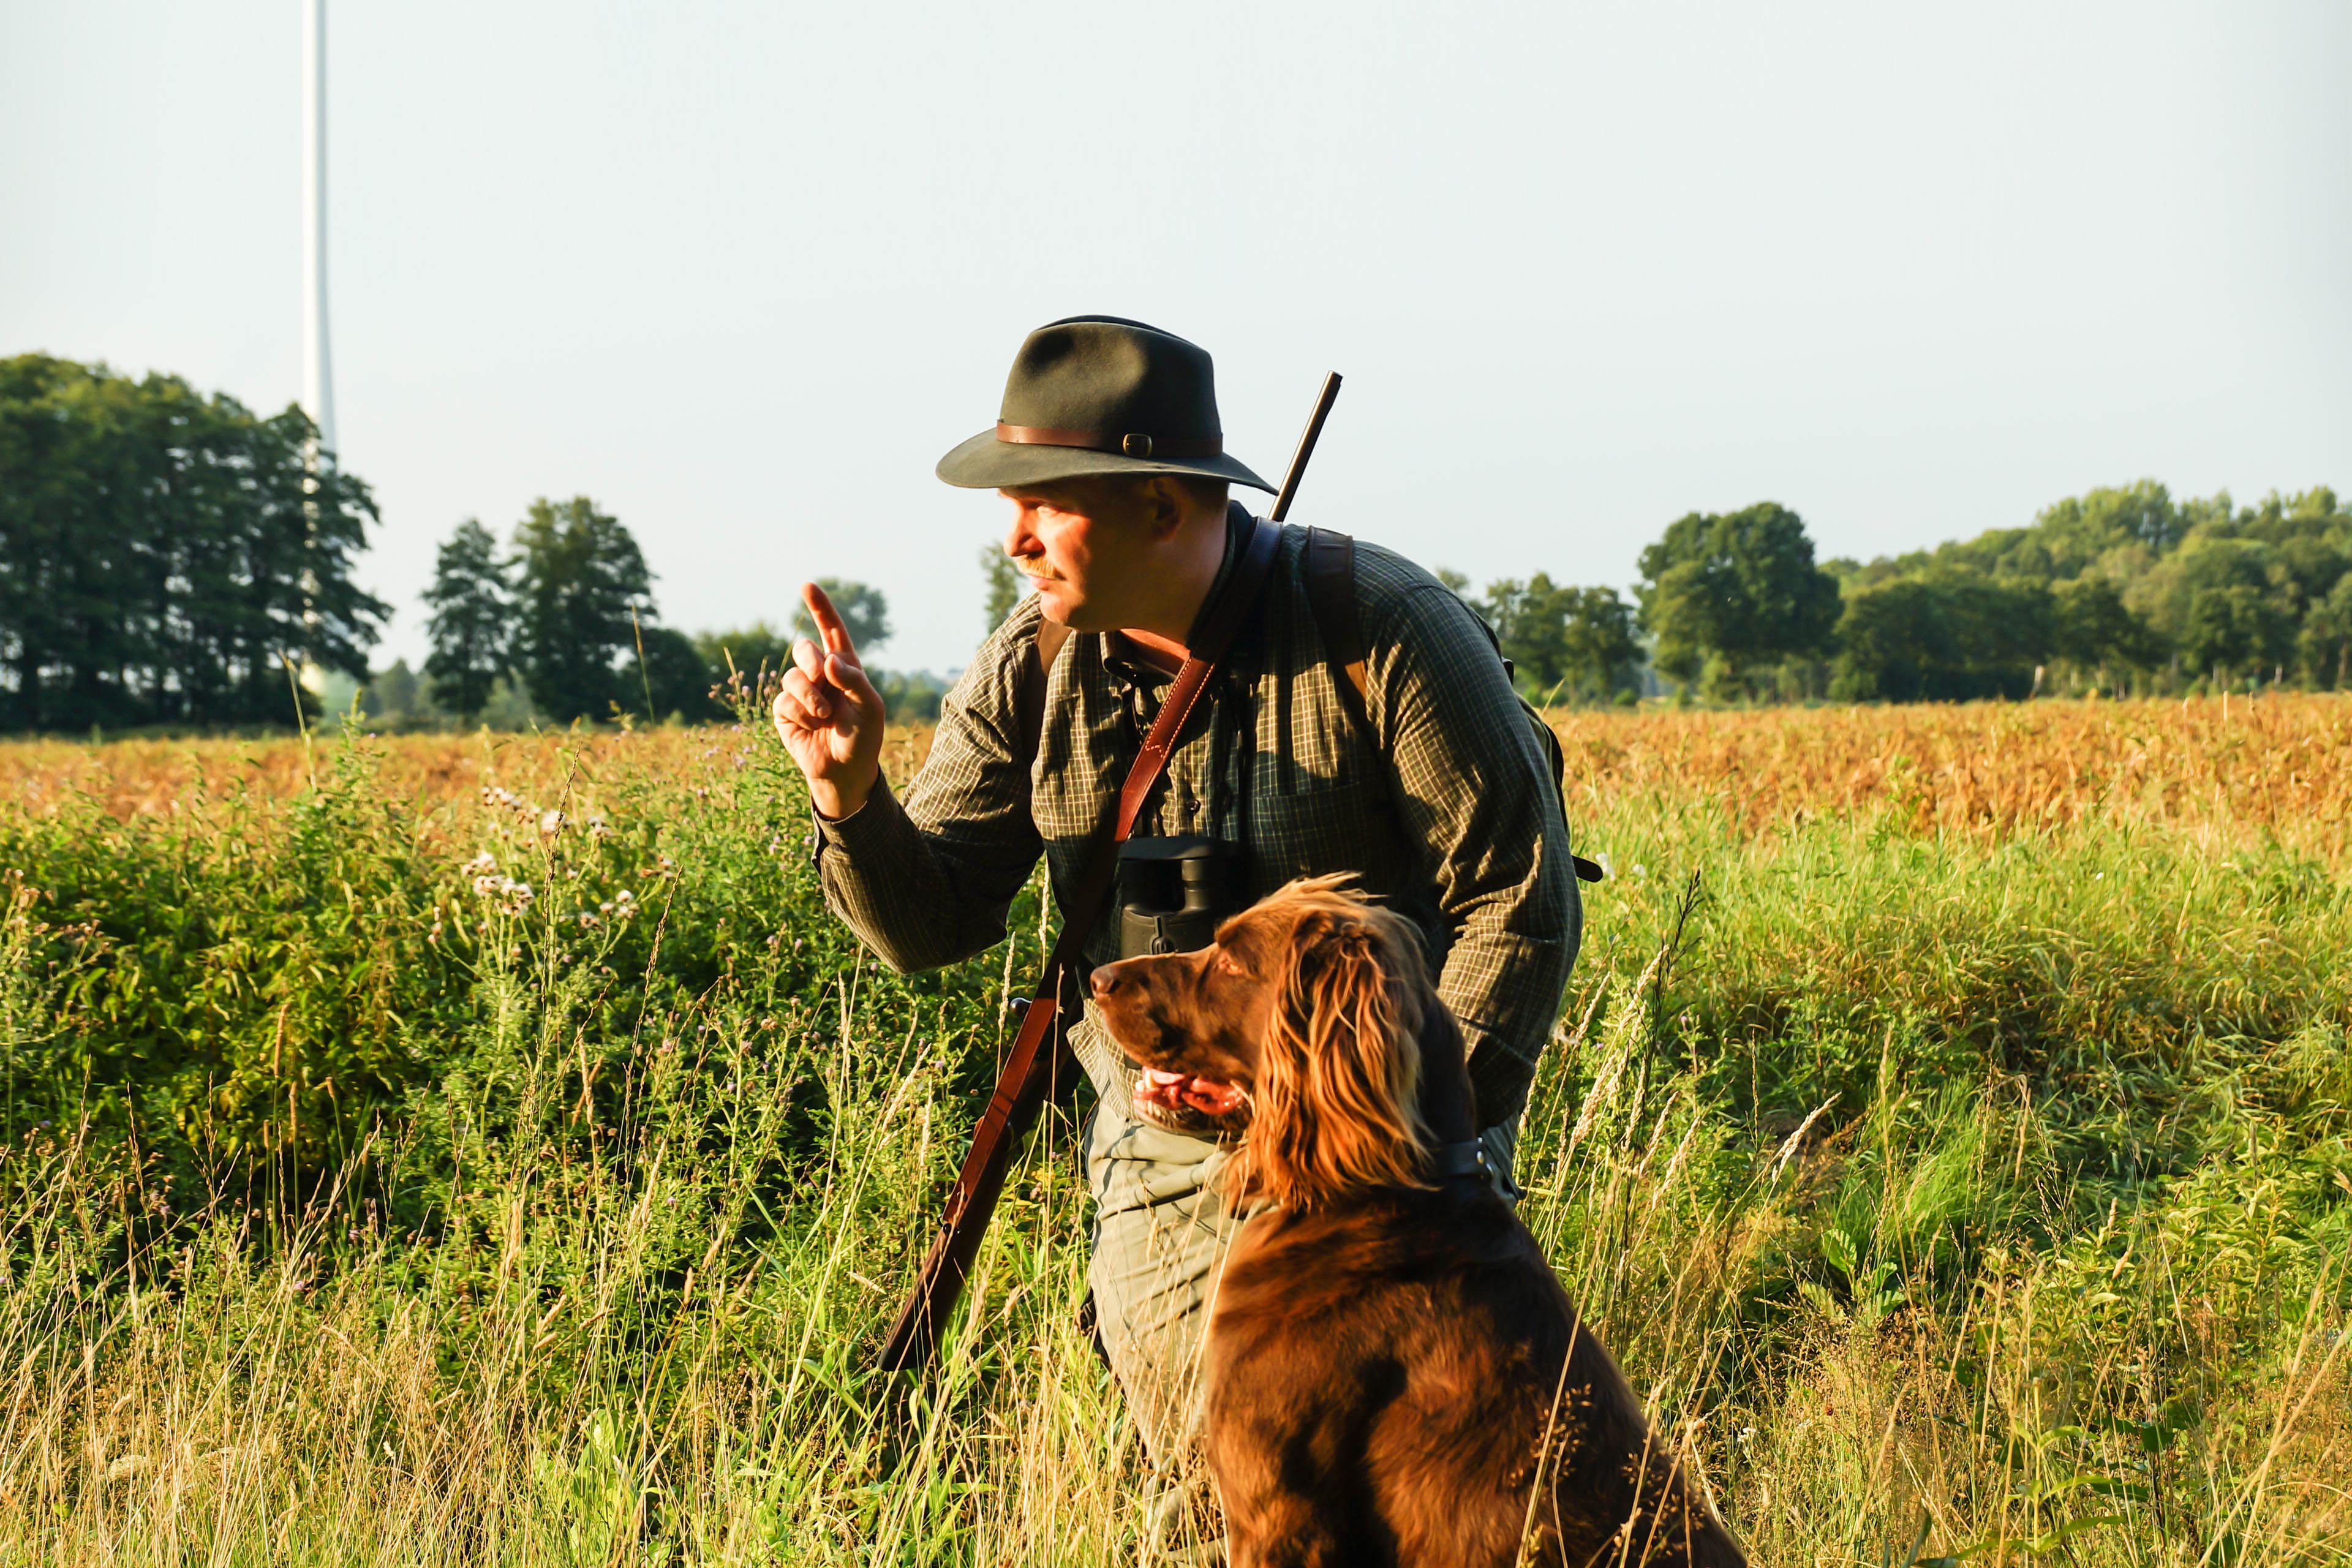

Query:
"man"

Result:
[[774, 315, 1579, 1499]]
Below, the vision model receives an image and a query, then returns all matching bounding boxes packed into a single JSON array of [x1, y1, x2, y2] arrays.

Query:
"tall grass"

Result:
[[1, 699, 2346, 1564]]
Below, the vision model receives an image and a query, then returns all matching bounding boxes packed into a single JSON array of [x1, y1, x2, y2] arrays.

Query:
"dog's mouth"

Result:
[[1131, 1067, 1248, 1129]]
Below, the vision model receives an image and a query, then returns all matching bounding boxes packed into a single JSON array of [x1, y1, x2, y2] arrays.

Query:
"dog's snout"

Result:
[[1090, 963, 1123, 1001]]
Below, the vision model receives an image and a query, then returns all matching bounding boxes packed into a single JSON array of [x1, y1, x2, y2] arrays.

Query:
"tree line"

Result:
[[1571, 486, 2351, 705], [399, 484, 2352, 724], [9, 356, 2346, 737]]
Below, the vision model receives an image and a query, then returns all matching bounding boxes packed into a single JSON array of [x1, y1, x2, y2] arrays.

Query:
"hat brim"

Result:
[[935, 429, 1274, 494]]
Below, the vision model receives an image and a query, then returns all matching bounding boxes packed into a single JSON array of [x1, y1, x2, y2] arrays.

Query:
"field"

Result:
[[1, 695, 2347, 1564]]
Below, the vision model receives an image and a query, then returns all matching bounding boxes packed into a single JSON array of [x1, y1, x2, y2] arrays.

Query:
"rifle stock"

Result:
[[876, 991, 1074, 1371]]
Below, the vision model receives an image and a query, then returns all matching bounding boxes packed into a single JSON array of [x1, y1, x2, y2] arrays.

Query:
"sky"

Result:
[[5, 1, 2348, 675]]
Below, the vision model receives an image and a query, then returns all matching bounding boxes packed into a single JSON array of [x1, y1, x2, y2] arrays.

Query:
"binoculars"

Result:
[[1114, 836, 1244, 959]]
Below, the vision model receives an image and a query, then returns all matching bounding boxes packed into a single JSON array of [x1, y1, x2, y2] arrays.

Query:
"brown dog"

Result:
[[1091, 878, 1746, 1568]]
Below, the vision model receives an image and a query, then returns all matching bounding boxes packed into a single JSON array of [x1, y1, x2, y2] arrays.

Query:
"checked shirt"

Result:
[[810, 510, 1581, 1126]]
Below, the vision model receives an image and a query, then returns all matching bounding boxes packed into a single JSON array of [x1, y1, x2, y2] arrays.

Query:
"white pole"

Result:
[[298, 0, 331, 686], [301, 0, 334, 462]]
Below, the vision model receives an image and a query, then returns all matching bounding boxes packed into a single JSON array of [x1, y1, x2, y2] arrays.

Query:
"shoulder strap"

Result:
[[1302, 527, 1603, 886], [879, 514, 1284, 1374], [1304, 527, 1371, 742]]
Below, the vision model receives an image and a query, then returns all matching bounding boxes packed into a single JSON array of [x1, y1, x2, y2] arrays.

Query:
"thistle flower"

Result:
[[463, 853, 497, 876], [472, 875, 535, 914], [539, 810, 565, 837]]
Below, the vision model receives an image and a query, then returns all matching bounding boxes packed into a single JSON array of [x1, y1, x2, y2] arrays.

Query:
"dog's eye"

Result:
[[1213, 951, 1250, 978]]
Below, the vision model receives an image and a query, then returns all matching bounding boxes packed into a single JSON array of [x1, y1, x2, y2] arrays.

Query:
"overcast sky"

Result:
[[6, 1, 2348, 674]]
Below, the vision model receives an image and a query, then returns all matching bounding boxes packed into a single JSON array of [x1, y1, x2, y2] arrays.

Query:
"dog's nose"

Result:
[[1090, 963, 1121, 1000]]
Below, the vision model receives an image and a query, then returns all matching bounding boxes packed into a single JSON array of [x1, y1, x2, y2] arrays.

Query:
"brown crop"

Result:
[[1550, 692, 2352, 853], [6, 693, 2344, 860]]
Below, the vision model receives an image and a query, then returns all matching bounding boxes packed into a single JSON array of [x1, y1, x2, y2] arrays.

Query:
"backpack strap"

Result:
[[1303, 527, 1371, 741], [1302, 527, 1604, 886]]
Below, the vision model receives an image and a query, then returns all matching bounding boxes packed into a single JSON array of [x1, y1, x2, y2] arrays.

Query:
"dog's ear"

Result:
[[1248, 908, 1433, 1209]]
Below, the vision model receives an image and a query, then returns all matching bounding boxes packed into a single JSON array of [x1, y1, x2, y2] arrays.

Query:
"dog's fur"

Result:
[[1091, 878, 1746, 1568]]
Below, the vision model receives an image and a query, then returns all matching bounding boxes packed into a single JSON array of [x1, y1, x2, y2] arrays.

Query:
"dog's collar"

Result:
[[1429, 1138, 1488, 1186]]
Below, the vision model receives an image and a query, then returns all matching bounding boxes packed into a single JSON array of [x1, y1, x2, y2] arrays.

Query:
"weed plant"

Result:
[[0, 701, 2345, 1564]]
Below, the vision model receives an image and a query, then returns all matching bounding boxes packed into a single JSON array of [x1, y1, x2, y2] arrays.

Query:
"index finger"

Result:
[[801, 581, 858, 659]]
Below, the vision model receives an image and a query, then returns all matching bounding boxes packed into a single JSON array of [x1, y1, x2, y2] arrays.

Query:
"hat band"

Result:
[[995, 421, 1223, 460]]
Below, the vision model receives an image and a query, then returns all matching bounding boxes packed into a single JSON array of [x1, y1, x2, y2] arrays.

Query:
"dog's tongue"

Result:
[[1136, 1066, 1246, 1117]]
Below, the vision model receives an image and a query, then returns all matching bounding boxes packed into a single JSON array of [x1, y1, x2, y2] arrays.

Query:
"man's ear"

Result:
[[1137, 474, 1189, 541]]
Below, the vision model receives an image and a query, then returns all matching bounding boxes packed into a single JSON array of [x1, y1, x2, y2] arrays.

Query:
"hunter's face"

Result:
[[998, 479, 1163, 633]]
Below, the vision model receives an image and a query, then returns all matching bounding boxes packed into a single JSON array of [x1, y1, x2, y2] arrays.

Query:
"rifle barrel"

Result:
[[1268, 372, 1342, 524]]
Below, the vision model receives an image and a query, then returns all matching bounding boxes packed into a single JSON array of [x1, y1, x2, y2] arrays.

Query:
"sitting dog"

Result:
[[1091, 877, 1746, 1568]]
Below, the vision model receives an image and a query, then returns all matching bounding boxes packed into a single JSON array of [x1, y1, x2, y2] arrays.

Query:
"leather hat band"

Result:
[[995, 421, 1223, 460]]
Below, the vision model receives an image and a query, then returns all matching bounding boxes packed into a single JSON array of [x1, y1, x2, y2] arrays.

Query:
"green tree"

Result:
[[979, 545, 1024, 631], [1473, 578, 1642, 704], [510, 497, 655, 723], [2052, 576, 2165, 685], [628, 625, 721, 722], [0, 353, 382, 732], [2170, 540, 2297, 682], [1479, 576, 1567, 690], [873, 668, 951, 724], [791, 578, 891, 652], [693, 622, 797, 682], [1830, 579, 1950, 702], [1559, 586, 1640, 702], [1830, 575, 2054, 701], [422, 519, 512, 722], [1637, 502, 1840, 697], [359, 658, 437, 728], [2022, 480, 2188, 569], [2298, 575, 2352, 690]]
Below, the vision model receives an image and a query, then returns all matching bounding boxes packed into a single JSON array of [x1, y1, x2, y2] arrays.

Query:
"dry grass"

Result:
[[1, 696, 2346, 1563]]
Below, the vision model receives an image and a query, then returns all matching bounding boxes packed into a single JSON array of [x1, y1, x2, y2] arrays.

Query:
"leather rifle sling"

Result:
[[876, 513, 1284, 1373]]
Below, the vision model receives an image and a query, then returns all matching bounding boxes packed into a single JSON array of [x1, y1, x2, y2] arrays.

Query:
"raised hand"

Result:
[[772, 581, 888, 820]]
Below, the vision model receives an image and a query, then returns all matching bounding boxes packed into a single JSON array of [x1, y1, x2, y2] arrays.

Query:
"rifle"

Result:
[[876, 373, 1343, 1373]]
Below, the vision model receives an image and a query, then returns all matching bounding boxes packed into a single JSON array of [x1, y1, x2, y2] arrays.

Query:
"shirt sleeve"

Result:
[[809, 606, 1046, 973], [1364, 582, 1581, 1125]]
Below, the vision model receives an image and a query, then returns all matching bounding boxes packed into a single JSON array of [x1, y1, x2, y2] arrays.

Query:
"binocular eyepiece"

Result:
[[1115, 836, 1243, 959]]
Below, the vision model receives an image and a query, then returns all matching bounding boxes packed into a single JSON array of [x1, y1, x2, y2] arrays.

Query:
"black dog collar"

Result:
[[1430, 1139, 1488, 1184]]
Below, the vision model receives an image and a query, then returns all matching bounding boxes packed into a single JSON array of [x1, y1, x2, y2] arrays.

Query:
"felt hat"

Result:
[[935, 316, 1274, 493]]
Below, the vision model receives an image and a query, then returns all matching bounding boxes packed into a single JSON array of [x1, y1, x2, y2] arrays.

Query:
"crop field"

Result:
[[1, 695, 2346, 1564]]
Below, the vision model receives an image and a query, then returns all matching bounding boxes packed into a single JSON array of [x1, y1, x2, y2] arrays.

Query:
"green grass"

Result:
[[0, 718, 2346, 1564]]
